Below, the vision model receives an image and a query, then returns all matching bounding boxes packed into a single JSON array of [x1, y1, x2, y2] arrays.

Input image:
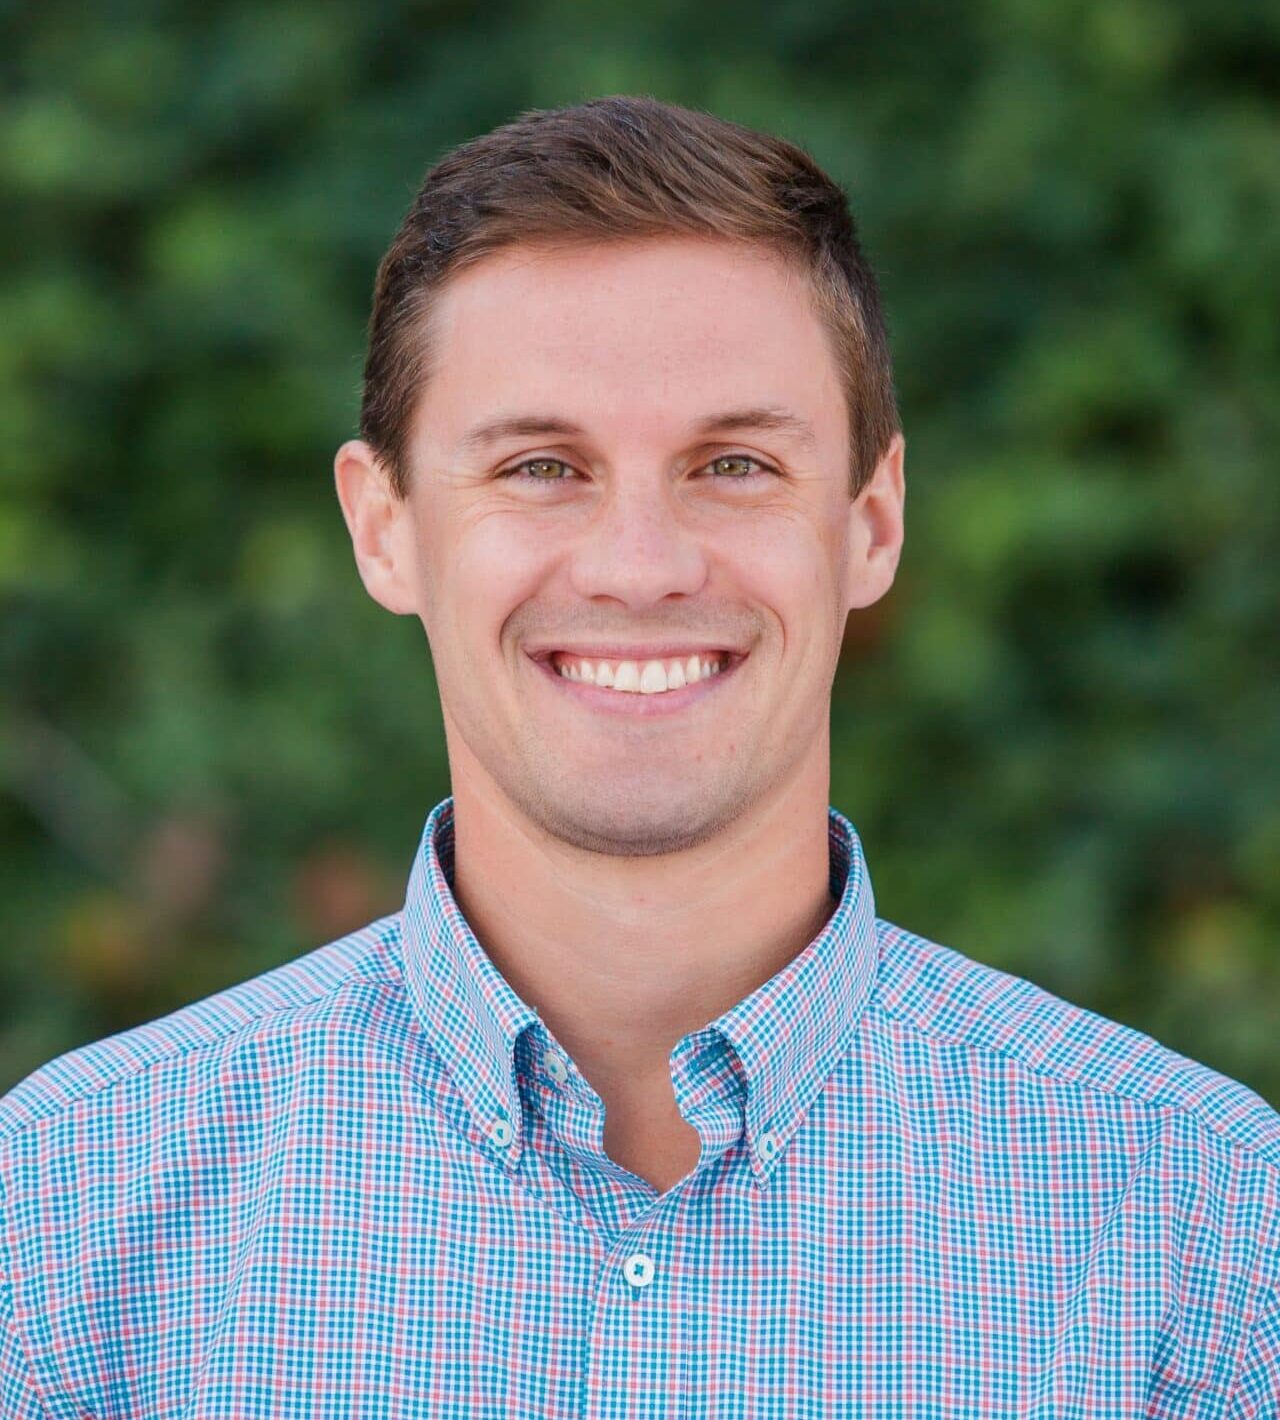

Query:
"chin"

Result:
[[524, 783, 738, 858]]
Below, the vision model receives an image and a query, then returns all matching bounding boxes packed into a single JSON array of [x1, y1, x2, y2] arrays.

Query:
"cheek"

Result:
[[729, 513, 835, 617], [726, 515, 848, 681], [440, 511, 559, 626]]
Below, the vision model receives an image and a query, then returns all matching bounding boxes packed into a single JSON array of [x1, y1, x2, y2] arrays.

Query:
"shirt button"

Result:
[[622, 1253, 655, 1288], [543, 1051, 569, 1084], [759, 1128, 780, 1161], [488, 1118, 513, 1147]]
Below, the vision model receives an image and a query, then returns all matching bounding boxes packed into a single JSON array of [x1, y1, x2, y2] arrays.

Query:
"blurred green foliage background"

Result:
[[2, 0, 1278, 1102]]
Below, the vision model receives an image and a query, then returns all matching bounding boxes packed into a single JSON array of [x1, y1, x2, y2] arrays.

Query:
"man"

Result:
[[2, 95, 1277, 1418]]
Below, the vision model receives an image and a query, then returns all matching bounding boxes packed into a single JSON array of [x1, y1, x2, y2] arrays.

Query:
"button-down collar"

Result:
[[395, 797, 880, 1188]]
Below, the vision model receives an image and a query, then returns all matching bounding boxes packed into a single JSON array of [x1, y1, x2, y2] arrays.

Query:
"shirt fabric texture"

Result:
[[2, 795, 1278, 1418]]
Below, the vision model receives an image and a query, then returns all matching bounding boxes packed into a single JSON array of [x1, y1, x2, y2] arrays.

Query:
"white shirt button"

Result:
[[543, 1051, 569, 1084], [488, 1118, 513, 1147], [622, 1252, 655, 1288], [759, 1128, 780, 1161]]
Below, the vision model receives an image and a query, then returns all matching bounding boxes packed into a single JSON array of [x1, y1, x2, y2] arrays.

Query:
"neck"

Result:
[[447, 755, 837, 1102]]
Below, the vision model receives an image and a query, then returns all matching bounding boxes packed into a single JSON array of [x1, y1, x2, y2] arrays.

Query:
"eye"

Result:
[[500, 457, 577, 483], [497, 454, 778, 488], [705, 453, 775, 482]]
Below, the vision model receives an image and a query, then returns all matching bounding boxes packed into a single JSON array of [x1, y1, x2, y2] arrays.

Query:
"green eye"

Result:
[[522, 459, 569, 479], [712, 455, 756, 477], [708, 454, 775, 482]]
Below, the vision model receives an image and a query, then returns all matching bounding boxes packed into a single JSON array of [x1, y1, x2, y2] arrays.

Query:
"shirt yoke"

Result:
[[872, 917, 1280, 1177], [0, 912, 405, 1146]]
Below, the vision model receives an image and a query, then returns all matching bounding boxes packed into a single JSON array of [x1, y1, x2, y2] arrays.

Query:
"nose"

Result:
[[567, 477, 709, 609]]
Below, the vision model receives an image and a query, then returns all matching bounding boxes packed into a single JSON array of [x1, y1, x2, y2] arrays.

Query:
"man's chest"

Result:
[[14, 1101, 1242, 1419]]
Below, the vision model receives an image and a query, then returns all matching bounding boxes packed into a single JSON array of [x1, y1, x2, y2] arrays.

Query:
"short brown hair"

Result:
[[359, 95, 900, 500]]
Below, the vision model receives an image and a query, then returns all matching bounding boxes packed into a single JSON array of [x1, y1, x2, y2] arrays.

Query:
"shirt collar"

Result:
[[395, 796, 881, 1188]]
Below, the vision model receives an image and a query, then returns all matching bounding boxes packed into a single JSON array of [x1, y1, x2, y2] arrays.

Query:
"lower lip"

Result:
[[527, 654, 745, 717]]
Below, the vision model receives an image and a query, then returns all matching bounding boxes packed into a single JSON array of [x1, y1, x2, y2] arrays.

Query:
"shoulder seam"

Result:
[[865, 980, 1280, 1181], [0, 964, 404, 1148]]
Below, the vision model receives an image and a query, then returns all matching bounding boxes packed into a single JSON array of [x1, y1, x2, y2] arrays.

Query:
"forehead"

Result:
[[412, 235, 846, 452]]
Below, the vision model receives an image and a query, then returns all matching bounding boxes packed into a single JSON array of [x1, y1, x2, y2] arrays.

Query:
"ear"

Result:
[[333, 438, 420, 616], [843, 431, 906, 613]]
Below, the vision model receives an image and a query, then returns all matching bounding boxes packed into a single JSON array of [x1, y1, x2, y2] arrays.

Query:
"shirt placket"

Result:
[[511, 1027, 749, 1418]]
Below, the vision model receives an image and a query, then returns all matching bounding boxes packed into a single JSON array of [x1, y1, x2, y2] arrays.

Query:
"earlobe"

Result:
[[333, 439, 419, 617]]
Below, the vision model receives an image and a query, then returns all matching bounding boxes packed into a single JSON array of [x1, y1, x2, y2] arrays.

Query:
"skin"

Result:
[[334, 234, 905, 1193]]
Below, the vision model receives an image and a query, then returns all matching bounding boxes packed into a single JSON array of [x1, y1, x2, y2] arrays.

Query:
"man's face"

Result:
[[343, 235, 903, 856]]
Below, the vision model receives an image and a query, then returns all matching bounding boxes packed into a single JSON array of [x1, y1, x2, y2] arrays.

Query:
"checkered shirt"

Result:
[[2, 796, 1278, 1417]]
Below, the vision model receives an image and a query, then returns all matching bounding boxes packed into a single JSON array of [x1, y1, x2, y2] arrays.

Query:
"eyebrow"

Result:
[[454, 405, 818, 456]]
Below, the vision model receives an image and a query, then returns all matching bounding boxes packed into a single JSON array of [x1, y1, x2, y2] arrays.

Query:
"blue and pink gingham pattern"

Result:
[[2, 795, 1278, 1417]]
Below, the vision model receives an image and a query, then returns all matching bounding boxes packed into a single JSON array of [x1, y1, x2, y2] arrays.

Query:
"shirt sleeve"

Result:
[[1229, 1282, 1280, 1420], [0, 1263, 50, 1420]]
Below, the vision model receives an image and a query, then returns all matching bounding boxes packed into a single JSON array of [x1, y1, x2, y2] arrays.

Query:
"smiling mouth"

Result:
[[549, 651, 730, 694], [525, 646, 746, 704]]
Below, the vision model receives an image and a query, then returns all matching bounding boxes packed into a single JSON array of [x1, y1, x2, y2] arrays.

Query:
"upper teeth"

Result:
[[554, 654, 726, 693]]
